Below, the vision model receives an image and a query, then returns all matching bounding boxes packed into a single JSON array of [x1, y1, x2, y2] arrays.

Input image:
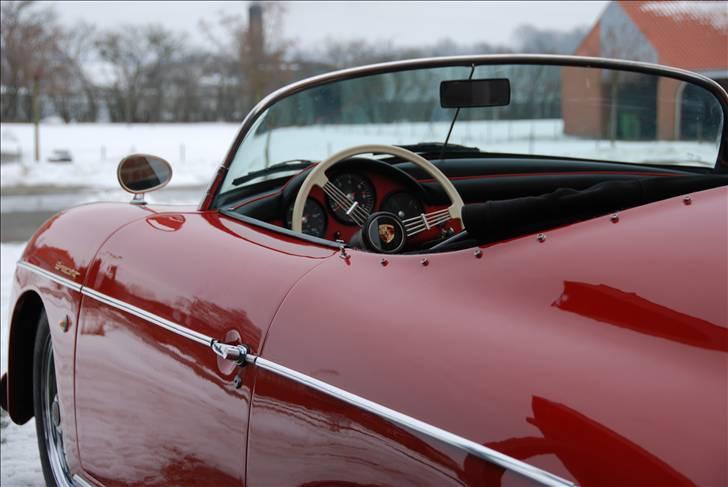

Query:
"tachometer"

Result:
[[381, 192, 424, 221], [326, 173, 376, 224], [286, 198, 327, 238]]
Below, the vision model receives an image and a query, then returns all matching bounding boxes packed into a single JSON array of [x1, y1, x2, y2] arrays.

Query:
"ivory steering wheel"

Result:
[[292, 145, 464, 251]]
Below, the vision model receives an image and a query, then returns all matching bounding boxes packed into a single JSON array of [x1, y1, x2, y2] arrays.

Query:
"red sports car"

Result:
[[2, 55, 727, 487]]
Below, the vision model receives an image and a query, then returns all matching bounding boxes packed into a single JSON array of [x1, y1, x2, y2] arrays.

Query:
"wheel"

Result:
[[33, 310, 73, 486]]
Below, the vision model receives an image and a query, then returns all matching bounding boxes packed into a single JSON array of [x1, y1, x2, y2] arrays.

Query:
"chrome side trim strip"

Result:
[[18, 260, 212, 347], [17, 262, 83, 293], [81, 287, 212, 346], [254, 357, 575, 487], [20, 260, 572, 485], [72, 474, 95, 487]]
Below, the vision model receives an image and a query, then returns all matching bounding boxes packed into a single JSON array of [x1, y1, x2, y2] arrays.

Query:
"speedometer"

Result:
[[326, 173, 376, 224], [286, 198, 327, 238], [381, 192, 424, 221]]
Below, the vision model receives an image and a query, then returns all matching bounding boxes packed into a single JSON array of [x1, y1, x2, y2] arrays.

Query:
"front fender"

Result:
[[3, 202, 152, 423], [3, 202, 160, 472]]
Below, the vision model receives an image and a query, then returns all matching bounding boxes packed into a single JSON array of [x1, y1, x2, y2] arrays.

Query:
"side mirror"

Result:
[[117, 154, 172, 204]]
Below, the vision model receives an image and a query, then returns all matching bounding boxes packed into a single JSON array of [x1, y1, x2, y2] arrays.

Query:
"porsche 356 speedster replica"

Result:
[[2, 55, 727, 487]]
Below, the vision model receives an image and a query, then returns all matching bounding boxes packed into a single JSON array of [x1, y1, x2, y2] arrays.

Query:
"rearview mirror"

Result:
[[440, 78, 511, 108], [117, 154, 172, 204]]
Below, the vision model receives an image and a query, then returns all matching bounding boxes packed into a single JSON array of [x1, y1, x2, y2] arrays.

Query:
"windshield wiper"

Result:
[[396, 142, 482, 155], [231, 159, 316, 186]]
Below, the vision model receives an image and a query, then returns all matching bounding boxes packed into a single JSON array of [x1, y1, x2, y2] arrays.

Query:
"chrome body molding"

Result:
[[16, 261, 212, 347], [80, 287, 211, 346], [19, 260, 574, 485], [17, 262, 83, 293], [254, 357, 576, 487], [72, 474, 95, 487]]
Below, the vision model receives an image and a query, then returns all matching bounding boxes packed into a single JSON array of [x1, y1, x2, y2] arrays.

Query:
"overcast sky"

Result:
[[48, 1, 609, 49]]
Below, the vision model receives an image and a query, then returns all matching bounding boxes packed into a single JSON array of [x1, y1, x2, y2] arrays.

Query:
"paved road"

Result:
[[1, 185, 205, 242], [1, 211, 54, 242]]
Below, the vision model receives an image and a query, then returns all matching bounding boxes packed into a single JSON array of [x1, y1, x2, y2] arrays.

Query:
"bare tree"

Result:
[[1, 1, 72, 159], [514, 25, 587, 54], [95, 25, 182, 122], [200, 2, 292, 116], [48, 22, 99, 122]]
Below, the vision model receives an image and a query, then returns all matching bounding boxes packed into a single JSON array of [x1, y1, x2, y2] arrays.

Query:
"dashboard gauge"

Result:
[[381, 192, 424, 221], [326, 173, 376, 224], [286, 198, 327, 238]]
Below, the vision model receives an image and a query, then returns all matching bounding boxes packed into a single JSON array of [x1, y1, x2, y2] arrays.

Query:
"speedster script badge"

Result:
[[55, 261, 81, 279]]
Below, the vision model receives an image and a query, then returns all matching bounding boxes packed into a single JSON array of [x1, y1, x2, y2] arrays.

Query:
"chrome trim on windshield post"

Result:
[[16, 262, 83, 293], [253, 357, 577, 487], [202, 53, 728, 210]]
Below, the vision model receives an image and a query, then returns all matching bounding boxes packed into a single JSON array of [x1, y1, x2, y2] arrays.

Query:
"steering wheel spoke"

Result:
[[321, 179, 370, 227], [291, 144, 464, 253], [403, 209, 453, 237]]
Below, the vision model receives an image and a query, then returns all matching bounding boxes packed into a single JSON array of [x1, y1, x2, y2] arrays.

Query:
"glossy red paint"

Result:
[[7, 266, 84, 473], [6, 203, 152, 473], [22, 203, 153, 283], [252, 186, 727, 486], [74, 210, 334, 485], [4, 184, 726, 486]]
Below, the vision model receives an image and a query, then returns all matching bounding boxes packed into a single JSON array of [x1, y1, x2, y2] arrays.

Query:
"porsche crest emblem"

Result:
[[378, 223, 396, 244]]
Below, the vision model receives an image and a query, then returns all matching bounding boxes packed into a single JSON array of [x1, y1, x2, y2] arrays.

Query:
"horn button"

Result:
[[363, 212, 406, 254]]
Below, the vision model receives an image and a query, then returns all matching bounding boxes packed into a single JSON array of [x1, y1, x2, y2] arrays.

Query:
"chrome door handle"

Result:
[[211, 341, 250, 366]]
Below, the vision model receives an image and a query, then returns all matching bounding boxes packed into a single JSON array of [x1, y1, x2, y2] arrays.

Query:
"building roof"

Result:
[[619, 1, 727, 72]]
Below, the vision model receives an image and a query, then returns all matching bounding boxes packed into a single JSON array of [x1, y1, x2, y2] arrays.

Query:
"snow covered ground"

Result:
[[1, 121, 717, 193], [1, 242, 44, 486], [1, 122, 240, 189]]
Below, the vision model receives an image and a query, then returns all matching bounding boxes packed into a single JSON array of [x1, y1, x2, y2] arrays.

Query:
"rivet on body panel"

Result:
[[537, 233, 546, 243], [474, 249, 483, 258], [420, 257, 429, 267], [610, 213, 619, 223], [59, 315, 71, 332], [380, 258, 389, 267], [683, 195, 692, 205], [338, 245, 350, 261]]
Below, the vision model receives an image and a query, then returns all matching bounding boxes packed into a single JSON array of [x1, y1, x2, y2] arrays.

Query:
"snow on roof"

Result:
[[640, 1, 728, 31], [620, 1, 728, 72]]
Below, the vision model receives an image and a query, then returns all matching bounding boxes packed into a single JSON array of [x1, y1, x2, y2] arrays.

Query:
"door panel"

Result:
[[76, 298, 250, 486], [249, 189, 728, 486], [248, 367, 533, 487], [75, 211, 334, 485]]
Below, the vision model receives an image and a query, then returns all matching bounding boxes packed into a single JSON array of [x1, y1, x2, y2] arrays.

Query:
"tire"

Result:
[[33, 310, 73, 487]]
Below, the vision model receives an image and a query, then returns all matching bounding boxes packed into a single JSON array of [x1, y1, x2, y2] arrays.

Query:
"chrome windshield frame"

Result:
[[201, 54, 728, 210]]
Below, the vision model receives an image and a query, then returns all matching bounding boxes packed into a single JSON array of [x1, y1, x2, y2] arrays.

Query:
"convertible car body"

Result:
[[2, 55, 727, 487]]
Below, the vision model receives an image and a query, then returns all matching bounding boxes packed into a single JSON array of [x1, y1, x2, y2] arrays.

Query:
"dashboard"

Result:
[[229, 159, 452, 246], [226, 156, 692, 250], [283, 170, 431, 242]]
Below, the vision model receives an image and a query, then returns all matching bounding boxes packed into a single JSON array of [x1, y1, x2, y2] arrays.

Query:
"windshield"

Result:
[[221, 62, 724, 194]]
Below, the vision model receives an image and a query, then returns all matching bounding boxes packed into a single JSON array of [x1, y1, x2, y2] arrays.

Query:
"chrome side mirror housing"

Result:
[[117, 154, 173, 204]]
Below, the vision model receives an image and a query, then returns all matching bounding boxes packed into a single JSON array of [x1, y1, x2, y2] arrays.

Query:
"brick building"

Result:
[[562, 1, 727, 140]]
